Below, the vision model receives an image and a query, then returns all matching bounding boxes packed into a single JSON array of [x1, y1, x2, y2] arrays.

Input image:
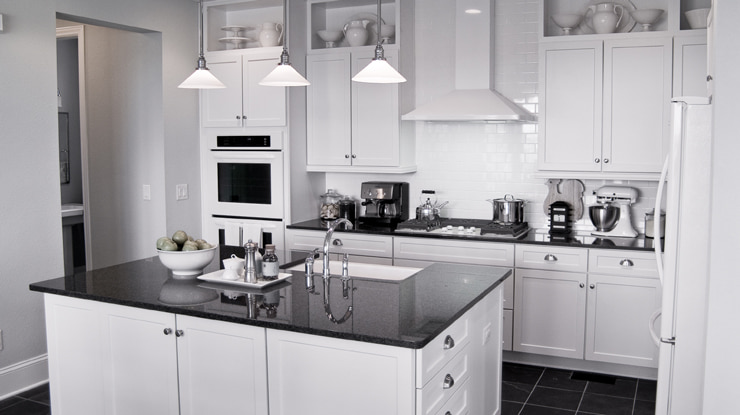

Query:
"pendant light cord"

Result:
[[197, 0, 206, 69]]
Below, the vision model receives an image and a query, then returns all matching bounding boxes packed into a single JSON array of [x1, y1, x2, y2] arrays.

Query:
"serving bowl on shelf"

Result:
[[551, 13, 584, 35], [630, 8, 664, 31], [157, 245, 217, 278], [685, 8, 710, 29], [317, 30, 343, 48]]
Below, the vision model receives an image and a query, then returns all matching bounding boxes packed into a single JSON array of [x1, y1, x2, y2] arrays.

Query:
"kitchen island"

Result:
[[30, 254, 510, 415]]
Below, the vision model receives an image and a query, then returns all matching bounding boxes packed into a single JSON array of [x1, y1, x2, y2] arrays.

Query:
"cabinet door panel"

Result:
[[201, 56, 243, 127], [585, 274, 661, 367], [177, 315, 268, 415], [674, 35, 708, 97], [351, 51, 400, 166], [99, 303, 180, 415], [244, 56, 286, 126], [306, 53, 352, 166], [513, 269, 586, 359], [603, 38, 671, 172], [538, 41, 603, 171]]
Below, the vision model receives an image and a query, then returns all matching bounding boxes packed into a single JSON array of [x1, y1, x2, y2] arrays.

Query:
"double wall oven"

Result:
[[202, 133, 286, 250]]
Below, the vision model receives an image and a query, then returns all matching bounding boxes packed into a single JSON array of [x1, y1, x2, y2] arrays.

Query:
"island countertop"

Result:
[[30, 254, 511, 349]]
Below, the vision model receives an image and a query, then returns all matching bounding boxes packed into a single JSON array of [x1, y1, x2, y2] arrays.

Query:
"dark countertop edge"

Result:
[[29, 269, 512, 350], [287, 220, 659, 252]]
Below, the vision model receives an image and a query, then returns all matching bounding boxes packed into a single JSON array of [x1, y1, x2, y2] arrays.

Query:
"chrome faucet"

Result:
[[322, 218, 353, 277]]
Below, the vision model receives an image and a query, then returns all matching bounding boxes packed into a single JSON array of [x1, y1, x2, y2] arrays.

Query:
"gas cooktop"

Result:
[[395, 218, 529, 239]]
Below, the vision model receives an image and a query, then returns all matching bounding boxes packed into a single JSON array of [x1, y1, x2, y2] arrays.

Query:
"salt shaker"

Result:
[[244, 239, 259, 283]]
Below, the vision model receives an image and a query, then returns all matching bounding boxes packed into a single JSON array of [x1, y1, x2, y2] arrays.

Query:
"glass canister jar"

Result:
[[319, 189, 342, 221], [645, 209, 666, 238]]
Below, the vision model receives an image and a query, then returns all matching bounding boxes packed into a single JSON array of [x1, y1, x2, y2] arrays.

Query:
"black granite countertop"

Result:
[[287, 219, 661, 252], [30, 253, 510, 349]]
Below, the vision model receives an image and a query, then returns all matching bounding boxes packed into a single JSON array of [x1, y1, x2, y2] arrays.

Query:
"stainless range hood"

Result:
[[402, 0, 536, 123]]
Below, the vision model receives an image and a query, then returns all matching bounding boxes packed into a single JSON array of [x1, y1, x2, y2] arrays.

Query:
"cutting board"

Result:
[[543, 179, 585, 220]]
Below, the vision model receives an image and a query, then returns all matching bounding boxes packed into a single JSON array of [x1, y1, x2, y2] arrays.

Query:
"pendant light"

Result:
[[352, 0, 406, 83], [179, 0, 225, 89], [259, 0, 310, 86]]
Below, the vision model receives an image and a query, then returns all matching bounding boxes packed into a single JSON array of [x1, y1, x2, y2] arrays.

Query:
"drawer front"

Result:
[[417, 345, 471, 415], [515, 245, 588, 273], [286, 230, 393, 258], [432, 377, 471, 415], [394, 237, 514, 267], [416, 312, 471, 389], [588, 249, 658, 278]]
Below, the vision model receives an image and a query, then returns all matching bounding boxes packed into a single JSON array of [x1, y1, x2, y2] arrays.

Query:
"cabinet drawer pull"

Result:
[[443, 373, 455, 389], [443, 335, 455, 350], [175, 330, 184, 337], [544, 254, 558, 262], [163, 328, 172, 335], [620, 259, 634, 267]]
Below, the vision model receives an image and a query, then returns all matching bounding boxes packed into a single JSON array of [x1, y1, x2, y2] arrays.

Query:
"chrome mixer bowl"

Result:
[[589, 204, 620, 232]]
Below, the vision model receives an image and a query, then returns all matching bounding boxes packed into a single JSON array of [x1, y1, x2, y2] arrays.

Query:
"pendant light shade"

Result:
[[352, 0, 406, 84], [259, 0, 310, 87], [179, 0, 225, 89]]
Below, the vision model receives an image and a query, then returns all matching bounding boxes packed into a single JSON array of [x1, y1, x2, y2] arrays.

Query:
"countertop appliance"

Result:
[[589, 186, 639, 238], [652, 97, 712, 415], [358, 181, 409, 230], [396, 218, 529, 239]]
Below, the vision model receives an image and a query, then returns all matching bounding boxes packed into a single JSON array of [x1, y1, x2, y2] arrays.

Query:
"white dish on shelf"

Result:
[[197, 269, 292, 289], [630, 8, 664, 31], [580, 0, 637, 34], [221, 25, 250, 35], [219, 36, 251, 45], [341, 12, 385, 47], [551, 13, 584, 35], [685, 8, 710, 29]]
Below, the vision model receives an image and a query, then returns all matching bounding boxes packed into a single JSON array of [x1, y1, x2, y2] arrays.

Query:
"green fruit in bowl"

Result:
[[172, 230, 188, 246], [182, 241, 199, 251], [160, 239, 179, 251], [156, 236, 172, 250], [195, 239, 212, 250]]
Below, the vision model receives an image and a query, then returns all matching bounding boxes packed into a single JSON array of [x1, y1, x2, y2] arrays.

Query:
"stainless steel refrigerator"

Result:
[[652, 96, 713, 414]]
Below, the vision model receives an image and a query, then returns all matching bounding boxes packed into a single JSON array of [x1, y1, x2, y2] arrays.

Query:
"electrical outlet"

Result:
[[176, 184, 188, 200], [143, 184, 151, 201]]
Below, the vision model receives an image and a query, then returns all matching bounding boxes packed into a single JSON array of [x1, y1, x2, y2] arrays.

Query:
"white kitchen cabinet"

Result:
[[673, 33, 708, 97], [538, 37, 672, 175], [201, 48, 286, 127], [44, 295, 268, 415], [306, 48, 414, 172], [585, 249, 661, 368], [513, 268, 587, 359], [286, 228, 394, 264]]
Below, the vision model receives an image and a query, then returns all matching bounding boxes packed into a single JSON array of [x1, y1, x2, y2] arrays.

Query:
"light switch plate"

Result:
[[143, 184, 151, 201], [176, 184, 188, 200]]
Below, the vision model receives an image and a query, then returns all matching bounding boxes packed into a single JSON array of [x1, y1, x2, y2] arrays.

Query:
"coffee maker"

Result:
[[358, 182, 409, 230]]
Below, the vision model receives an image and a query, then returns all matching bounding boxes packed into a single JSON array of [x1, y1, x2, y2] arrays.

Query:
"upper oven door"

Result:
[[204, 150, 284, 219]]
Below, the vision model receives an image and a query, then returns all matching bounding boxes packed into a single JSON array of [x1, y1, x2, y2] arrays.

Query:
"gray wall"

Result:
[[0, 0, 200, 395], [57, 37, 83, 204]]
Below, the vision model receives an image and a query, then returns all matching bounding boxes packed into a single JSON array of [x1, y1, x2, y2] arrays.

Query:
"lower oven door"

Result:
[[204, 150, 284, 219]]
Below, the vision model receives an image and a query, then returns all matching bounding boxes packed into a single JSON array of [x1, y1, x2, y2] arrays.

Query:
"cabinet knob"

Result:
[[345, 154, 350, 159], [594, 158, 601, 163], [590, 284, 595, 289], [604, 158, 610, 164], [443, 335, 455, 350], [175, 330, 184, 337], [620, 258, 634, 267], [351, 154, 357, 159], [236, 115, 240, 120], [707, 75, 713, 82], [443, 374, 455, 389], [445, 412, 452, 415], [544, 254, 558, 262], [163, 328, 172, 335], [579, 283, 585, 288]]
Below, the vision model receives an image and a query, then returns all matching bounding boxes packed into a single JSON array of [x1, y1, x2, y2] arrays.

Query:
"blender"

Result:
[[588, 186, 639, 238]]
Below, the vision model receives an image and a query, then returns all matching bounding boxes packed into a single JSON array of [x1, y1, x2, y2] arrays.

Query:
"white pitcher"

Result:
[[586, 2, 624, 34], [259, 22, 283, 47], [343, 19, 369, 47]]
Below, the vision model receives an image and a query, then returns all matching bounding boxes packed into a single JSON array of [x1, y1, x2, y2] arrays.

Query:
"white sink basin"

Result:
[[288, 260, 423, 281]]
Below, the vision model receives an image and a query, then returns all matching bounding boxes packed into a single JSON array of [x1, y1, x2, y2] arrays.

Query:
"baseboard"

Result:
[[503, 351, 658, 380], [0, 354, 49, 401]]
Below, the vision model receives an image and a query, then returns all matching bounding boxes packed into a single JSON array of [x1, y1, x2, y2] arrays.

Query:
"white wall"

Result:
[[325, 0, 659, 233], [0, 0, 200, 397], [702, 0, 740, 412]]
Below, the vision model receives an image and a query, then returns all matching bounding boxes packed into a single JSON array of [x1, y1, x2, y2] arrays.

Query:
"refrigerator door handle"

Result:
[[649, 308, 662, 347], [654, 155, 670, 286]]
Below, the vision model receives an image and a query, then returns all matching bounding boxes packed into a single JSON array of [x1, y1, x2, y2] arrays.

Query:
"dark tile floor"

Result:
[[0, 363, 656, 415], [0, 384, 50, 415], [503, 362, 657, 415]]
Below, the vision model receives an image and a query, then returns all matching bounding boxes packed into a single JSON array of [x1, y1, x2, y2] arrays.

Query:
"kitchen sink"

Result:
[[287, 260, 423, 281]]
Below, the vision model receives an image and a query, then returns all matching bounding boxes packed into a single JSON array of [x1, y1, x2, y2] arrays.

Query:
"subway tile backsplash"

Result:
[[325, 0, 659, 234]]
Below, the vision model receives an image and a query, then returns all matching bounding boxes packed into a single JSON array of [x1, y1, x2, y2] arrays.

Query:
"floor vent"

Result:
[[570, 371, 617, 385]]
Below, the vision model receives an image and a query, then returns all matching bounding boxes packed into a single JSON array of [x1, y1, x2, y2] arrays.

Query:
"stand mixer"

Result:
[[589, 186, 639, 238]]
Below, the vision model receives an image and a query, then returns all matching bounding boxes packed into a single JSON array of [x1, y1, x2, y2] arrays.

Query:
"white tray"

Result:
[[197, 269, 292, 289]]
